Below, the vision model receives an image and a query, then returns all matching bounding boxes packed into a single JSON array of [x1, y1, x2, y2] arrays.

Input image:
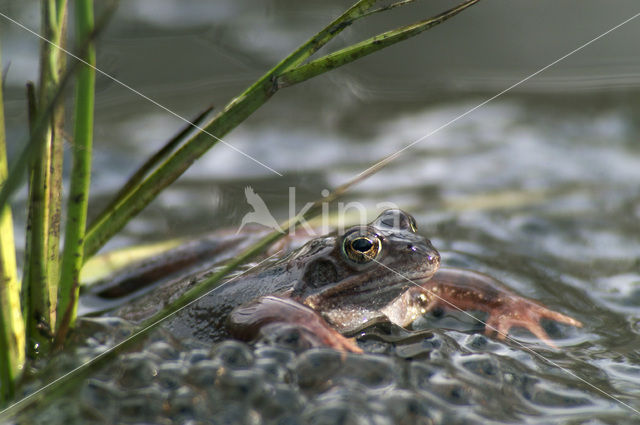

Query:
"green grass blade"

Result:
[[24, 121, 53, 355], [56, 0, 95, 339], [277, 0, 481, 88], [82, 75, 275, 258], [89, 105, 214, 229], [0, 45, 25, 404], [266, 0, 377, 71]]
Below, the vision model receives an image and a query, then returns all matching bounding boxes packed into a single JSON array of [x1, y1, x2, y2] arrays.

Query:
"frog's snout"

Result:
[[407, 241, 440, 268], [425, 249, 440, 268]]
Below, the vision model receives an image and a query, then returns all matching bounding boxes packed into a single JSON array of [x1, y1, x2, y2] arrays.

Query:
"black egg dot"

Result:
[[352, 238, 373, 252]]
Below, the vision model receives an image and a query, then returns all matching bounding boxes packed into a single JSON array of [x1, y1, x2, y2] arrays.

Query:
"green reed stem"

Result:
[[44, 1, 68, 334], [56, 0, 95, 340], [0, 46, 25, 404], [24, 112, 53, 356], [21, 0, 68, 356], [21, 83, 37, 326]]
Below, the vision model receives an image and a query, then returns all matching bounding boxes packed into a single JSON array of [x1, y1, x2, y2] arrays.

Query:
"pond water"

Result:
[[2, 0, 640, 424]]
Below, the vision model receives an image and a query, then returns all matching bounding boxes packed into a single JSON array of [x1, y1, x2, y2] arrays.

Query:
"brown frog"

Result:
[[127, 209, 580, 353]]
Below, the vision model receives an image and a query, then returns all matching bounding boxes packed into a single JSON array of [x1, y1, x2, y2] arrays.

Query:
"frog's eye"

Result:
[[342, 232, 382, 264], [375, 209, 418, 232]]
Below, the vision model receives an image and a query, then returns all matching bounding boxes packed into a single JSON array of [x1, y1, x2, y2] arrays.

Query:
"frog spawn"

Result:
[[23, 323, 624, 425]]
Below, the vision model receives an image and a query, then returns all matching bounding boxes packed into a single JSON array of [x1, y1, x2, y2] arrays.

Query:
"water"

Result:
[[2, 0, 640, 424]]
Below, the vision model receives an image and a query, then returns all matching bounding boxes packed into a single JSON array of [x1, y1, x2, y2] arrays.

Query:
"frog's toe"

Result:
[[519, 319, 557, 348], [538, 308, 583, 328], [483, 315, 508, 340], [483, 300, 581, 348], [484, 315, 556, 348], [333, 336, 364, 354]]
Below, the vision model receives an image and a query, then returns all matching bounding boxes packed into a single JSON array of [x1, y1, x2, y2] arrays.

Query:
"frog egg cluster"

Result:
[[23, 323, 605, 425]]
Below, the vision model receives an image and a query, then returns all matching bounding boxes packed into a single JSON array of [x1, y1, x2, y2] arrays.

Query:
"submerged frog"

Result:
[[100, 209, 581, 352]]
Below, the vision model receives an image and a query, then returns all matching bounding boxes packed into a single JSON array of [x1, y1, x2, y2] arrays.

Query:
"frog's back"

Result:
[[87, 229, 305, 341], [166, 264, 294, 342]]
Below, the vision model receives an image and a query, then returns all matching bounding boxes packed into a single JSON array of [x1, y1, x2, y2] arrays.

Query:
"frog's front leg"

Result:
[[227, 296, 363, 353], [381, 268, 582, 347]]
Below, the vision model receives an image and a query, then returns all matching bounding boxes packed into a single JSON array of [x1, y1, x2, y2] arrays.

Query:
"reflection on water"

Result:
[[2, 0, 640, 423]]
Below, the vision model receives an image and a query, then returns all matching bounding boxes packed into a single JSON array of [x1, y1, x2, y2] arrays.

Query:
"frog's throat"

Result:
[[302, 272, 434, 312]]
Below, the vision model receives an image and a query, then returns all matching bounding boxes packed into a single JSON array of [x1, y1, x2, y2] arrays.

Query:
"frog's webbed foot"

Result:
[[483, 298, 582, 348], [385, 268, 582, 348], [228, 296, 363, 353]]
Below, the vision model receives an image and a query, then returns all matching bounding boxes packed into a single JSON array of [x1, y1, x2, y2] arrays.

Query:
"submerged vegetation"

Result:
[[0, 0, 480, 412]]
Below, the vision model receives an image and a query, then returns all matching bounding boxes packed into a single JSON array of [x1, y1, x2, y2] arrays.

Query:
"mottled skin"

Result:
[[107, 210, 581, 352]]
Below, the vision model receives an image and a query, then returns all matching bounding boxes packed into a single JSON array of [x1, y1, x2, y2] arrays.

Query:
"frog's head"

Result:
[[291, 209, 440, 316]]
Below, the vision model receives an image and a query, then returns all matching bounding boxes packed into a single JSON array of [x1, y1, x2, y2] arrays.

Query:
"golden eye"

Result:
[[342, 232, 381, 264]]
